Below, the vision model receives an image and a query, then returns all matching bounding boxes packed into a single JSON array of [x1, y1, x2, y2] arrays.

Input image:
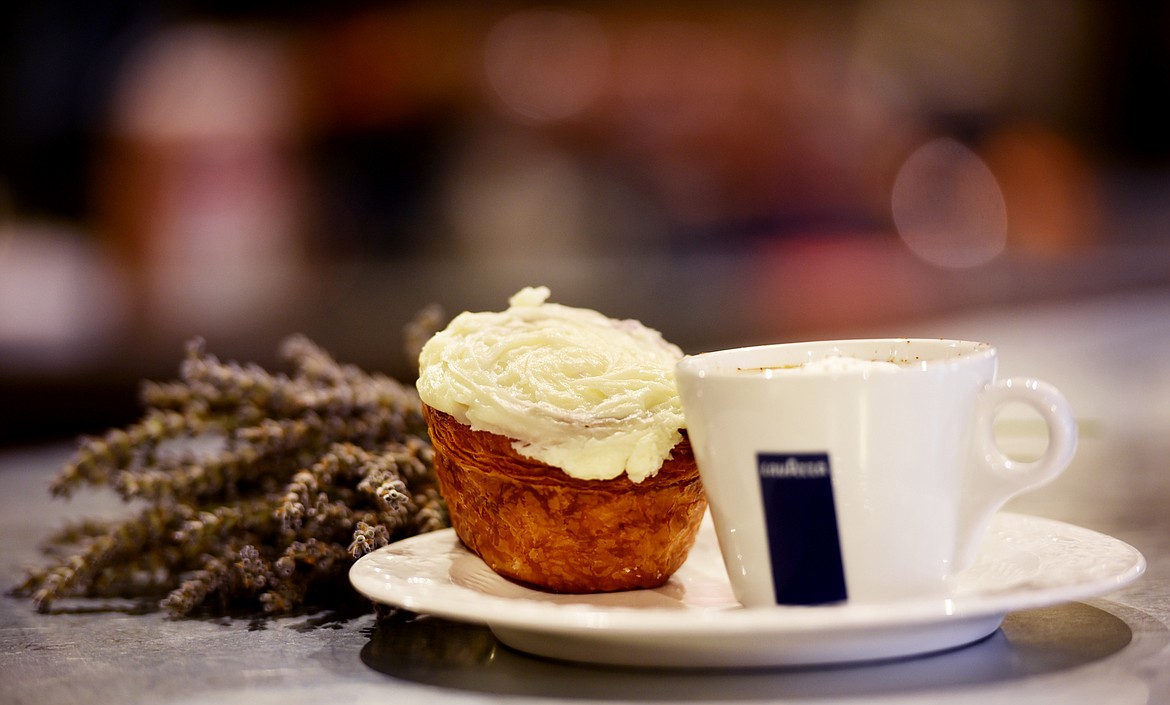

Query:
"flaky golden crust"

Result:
[[422, 404, 707, 593]]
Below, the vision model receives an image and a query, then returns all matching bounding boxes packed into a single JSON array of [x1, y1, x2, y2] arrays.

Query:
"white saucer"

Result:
[[349, 513, 1145, 668]]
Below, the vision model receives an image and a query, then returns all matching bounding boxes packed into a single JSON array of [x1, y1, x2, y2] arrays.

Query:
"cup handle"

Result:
[[953, 377, 1079, 569]]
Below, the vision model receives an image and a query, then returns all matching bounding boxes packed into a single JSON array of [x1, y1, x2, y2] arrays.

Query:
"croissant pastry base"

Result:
[[423, 404, 707, 594]]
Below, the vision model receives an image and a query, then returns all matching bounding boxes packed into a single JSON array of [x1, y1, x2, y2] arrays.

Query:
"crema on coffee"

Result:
[[738, 355, 902, 376]]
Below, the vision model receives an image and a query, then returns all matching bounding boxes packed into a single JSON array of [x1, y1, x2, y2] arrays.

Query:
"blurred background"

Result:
[[1, 0, 1169, 445]]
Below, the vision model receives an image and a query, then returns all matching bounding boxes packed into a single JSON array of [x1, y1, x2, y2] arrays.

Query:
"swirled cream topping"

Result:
[[416, 286, 685, 483]]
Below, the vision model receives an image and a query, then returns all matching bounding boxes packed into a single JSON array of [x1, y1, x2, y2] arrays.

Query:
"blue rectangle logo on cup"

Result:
[[757, 452, 848, 605]]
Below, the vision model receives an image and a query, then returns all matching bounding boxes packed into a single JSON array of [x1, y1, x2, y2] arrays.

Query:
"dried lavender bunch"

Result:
[[14, 335, 446, 618], [403, 303, 445, 367]]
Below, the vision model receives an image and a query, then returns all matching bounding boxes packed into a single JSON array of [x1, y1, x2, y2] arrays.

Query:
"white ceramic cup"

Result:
[[675, 338, 1078, 607]]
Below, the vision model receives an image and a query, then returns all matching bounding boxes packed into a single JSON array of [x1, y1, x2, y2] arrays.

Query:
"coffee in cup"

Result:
[[676, 338, 1077, 607]]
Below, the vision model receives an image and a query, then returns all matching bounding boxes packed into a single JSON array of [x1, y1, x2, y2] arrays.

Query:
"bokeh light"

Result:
[[484, 8, 609, 123], [891, 137, 1008, 269]]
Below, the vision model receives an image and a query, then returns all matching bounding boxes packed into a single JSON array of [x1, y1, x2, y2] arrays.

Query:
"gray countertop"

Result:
[[3, 288, 1170, 705]]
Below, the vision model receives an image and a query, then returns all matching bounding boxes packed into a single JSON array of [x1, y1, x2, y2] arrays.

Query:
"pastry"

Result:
[[416, 286, 706, 593]]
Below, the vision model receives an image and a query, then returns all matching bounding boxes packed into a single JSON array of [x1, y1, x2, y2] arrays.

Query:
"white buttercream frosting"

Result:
[[416, 286, 685, 483]]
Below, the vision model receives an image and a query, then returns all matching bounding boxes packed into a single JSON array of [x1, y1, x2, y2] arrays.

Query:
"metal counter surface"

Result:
[[2, 289, 1169, 705]]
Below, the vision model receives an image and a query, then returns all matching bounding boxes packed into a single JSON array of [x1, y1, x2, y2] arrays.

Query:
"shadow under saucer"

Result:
[[360, 601, 1148, 701]]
